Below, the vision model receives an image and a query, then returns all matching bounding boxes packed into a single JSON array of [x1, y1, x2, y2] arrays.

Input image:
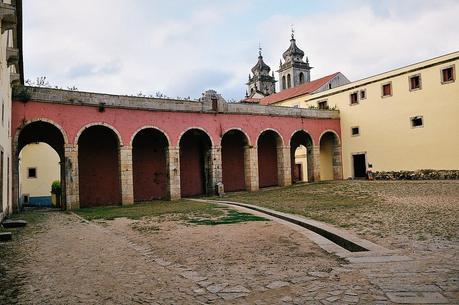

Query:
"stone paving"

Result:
[[0, 210, 458, 304]]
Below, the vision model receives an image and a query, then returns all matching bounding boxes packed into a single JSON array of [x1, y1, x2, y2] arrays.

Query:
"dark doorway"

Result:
[[179, 129, 212, 197], [132, 129, 168, 201], [353, 154, 367, 178], [293, 164, 302, 182], [221, 130, 247, 192], [257, 130, 281, 188], [78, 126, 121, 207]]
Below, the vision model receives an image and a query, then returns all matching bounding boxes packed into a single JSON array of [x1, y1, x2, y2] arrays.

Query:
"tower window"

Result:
[[350, 92, 358, 105], [382, 82, 392, 97], [287, 74, 292, 88], [351, 126, 360, 136], [411, 116, 423, 128], [299, 72, 304, 84], [282, 76, 286, 90], [28, 167, 37, 178], [441, 65, 455, 84], [409, 74, 421, 91], [318, 100, 329, 110]]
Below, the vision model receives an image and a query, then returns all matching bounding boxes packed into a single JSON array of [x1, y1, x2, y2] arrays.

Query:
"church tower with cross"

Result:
[[246, 46, 276, 98], [278, 29, 312, 92]]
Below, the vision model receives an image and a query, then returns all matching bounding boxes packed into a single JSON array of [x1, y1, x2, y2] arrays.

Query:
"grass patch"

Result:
[[189, 208, 267, 225], [74, 200, 223, 220]]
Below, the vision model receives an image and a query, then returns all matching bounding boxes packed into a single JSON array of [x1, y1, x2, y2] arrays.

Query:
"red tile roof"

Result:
[[260, 72, 340, 105]]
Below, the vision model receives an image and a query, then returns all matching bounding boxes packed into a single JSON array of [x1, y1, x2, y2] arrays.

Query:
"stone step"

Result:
[[1, 219, 27, 228], [0, 232, 12, 242]]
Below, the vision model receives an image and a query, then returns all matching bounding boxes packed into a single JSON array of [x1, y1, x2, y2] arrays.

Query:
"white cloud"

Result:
[[23, 0, 459, 100]]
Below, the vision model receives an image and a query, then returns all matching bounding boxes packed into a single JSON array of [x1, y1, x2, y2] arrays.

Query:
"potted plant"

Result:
[[51, 180, 61, 208]]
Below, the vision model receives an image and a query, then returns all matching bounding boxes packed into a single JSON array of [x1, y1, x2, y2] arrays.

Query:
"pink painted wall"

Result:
[[12, 101, 341, 149]]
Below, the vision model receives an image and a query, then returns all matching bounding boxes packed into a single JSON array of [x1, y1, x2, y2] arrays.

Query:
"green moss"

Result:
[[189, 209, 267, 225]]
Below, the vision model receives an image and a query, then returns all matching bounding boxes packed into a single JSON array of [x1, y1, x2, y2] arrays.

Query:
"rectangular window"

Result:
[[441, 65, 455, 84], [350, 92, 358, 105], [318, 100, 329, 110], [409, 74, 421, 91], [382, 82, 392, 97], [351, 126, 360, 136], [411, 116, 424, 128], [360, 89, 366, 100], [28, 167, 37, 178]]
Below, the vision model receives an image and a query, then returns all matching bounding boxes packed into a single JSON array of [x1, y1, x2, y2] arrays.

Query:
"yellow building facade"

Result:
[[19, 143, 60, 207], [276, 52, 459, 179]]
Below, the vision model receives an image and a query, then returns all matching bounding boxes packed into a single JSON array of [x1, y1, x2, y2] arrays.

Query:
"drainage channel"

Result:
[[208, 200, 369, 253]]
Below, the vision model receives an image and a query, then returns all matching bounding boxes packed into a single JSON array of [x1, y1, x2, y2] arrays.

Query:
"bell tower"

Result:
[[246, 47, 276, 98]]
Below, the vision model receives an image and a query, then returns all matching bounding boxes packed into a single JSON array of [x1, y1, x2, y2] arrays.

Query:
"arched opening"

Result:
[[221, 130, 248, 192], [282, 76, 286, 90], [78, 125, 121, 207], [257, 130, 282, 188], [179, 129, 212, 197], [287, 74, 292, 88], [299, 72, 304, 84], [15, 121, 66, 210], [132, 128, 169, 201], [319, 131, 342, 181], [19, 143, 60, 207], [290, 131, 314, 183]]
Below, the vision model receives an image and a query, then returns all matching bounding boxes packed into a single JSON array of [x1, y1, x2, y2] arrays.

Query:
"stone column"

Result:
[[209, 146, 223, 195], [64, 144, 79, 210], [277, 145, 292, 187], [244, 146, 259, 192], [333, 144, 343, 180], [166, 147, 181, 200], [309, 145, 321, 182], [119, 146, 134, 205]]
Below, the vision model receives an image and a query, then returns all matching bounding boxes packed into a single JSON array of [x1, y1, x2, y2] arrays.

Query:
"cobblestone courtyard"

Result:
[[1, 181, 458, 304]]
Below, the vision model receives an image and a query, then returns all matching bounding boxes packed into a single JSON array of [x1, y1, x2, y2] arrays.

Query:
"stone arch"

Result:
[[131, 127, 169, 201], [177, 127, 214, 148], [74, 122, 123, 147], [77, 124, 122, 207], [221, 128, 251, 147], [290, 129, 315, 183], [299, 72, 304, 84], [221, 129, 251, 192], [319, 130, 343, 181], [130, 126, 170, 147], [13, 119, 69, 211], [179, 128, 213, 197], [256, 128, 284, 147], [287, 74, 292, 88], [282, 76, 286, 90]]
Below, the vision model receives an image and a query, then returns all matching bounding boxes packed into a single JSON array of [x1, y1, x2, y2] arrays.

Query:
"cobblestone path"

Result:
[[0, 211, 457, 304]]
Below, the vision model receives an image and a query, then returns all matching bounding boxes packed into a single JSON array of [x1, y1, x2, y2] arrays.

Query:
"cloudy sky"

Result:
[[24, 0, 459, 100]]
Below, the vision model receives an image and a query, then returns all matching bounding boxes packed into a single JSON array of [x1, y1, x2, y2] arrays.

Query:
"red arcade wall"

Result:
[[221, 132, 246, 192], [257, 132, 278, 188], [132, 130, 168, 201], [78, 127, 121, 207]]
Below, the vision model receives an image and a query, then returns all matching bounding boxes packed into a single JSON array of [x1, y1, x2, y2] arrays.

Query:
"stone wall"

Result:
[[373, 170, 459, 180]]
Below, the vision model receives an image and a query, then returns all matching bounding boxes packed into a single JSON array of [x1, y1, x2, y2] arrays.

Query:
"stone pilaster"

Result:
[[277, 146, 292, 187], [166, 147, 181, 200], [244, 146, 259, 192], [119, 146, 134, 205], [333, 144, 343, 180], [209, 146, 223, 195], [309, 145, 321, 182], [64, 144, 79, 210]]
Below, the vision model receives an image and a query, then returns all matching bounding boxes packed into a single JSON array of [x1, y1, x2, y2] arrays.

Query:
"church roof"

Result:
[[282, 34, 305, 61], [259, 72, 340, 105], [251, 52, 271, 74]]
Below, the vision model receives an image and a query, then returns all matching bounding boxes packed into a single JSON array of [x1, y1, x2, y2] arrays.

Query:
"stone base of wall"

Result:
[[373, 169, 459, 180]]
